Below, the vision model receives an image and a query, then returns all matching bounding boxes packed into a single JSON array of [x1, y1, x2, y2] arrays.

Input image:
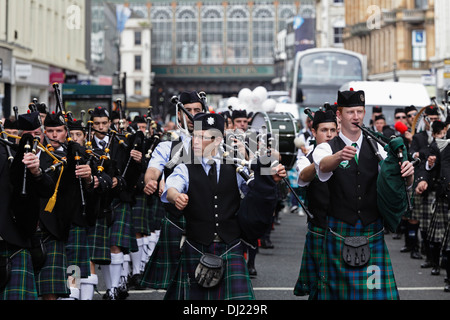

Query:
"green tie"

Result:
[[352, 143, 358, 165]]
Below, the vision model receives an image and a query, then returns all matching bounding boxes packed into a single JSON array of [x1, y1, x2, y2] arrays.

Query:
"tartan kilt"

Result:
[[140, 215, 185, 289], [317, 217, 399, 300], [87, 217, 110, 265], [294, 223, 325, 299], [35, 232, 70, 297], [132, 194, 151, 235], [442, 221, 450, 251], [109, 201, 138, 254], [427, 197, 449, 243], [0, 244, 38, 300], [148, 195, 165, 232], [412, 191, 435, 232], [164, 239, 255, 300], [65, 225, 91, 278]]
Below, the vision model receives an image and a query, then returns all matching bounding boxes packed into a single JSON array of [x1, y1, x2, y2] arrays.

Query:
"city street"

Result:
[[93, 205, 449, 301]]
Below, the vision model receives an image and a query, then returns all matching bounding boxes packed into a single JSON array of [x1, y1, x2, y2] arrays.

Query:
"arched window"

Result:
[[227, 5, 250, 64], [150, 8, 172, 64], [201, 7, 224, 64], [252, 6, 275, 64], [175, 6, 198, 64], [278, 5, 296, 32]]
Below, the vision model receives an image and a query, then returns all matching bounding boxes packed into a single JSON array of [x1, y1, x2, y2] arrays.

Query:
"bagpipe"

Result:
[[353, 121, 421, 232]]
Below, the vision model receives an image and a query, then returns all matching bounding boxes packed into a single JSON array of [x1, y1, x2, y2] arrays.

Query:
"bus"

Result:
[[291, 48, 367, 109]]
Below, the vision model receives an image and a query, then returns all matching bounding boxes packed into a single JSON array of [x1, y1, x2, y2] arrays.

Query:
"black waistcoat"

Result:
[[305, 152, 328, 229], [327, 136, 380, 226], [184, 162, 241, 245]]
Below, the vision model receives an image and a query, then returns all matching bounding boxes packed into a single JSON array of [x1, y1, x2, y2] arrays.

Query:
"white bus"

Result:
[[291, 48, 367, 109]]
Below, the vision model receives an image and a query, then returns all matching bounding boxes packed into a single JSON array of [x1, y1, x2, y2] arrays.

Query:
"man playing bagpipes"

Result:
[[0, 112, 55, 300], [313, 89, 415, 300], [161, 112, 286, 300], [140, 91, 203, 291]]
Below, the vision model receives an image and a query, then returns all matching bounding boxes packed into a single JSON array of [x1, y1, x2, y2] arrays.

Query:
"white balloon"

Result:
[[253, 86, 268, 102], [262, 98, 277, 112], [227, 97, 240, 109], [238, 88, 252, 103]]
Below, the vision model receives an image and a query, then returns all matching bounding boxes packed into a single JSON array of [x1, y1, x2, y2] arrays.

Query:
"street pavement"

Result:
[[93, 206, 449, 301]]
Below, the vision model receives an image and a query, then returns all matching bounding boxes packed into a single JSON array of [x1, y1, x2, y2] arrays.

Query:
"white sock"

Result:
[[148, 232, 158, 257], [110, 252, 124, 289], [131, 238, 143, 275], [102, 265, 112, 289], [80, 274, 98, 300], [122, 254, 130, 278]]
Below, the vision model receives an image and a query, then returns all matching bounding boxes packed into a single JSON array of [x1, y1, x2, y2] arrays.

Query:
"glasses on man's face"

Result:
[[395, 116, 407, 119], [407, 113, 417, 118]]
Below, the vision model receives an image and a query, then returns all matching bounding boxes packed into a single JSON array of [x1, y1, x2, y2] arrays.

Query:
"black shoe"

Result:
[[445, 279, 450, 292], [116, 278, 129, 300], [400, 246, 412, 253], [392, 233, 402, 240], [104, 288, 118, 300], [248, 266, 257, 278], [421, 260, 432, 268], [260, 239, 274, 249], [431, 267, 440, 276], [411, 250, 423, 259], [129, 273, 147, 290]]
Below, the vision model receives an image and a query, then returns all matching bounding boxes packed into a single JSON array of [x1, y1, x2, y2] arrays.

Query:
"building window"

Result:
[[135, 31, 141, 45], [135, 55, 142, 70], [277, 5, 296, 32], [227, 5, 250, 64], [334, 27, 344, 44], [150, 8, 173, 64], [412, 29, 426, 68], [252, 7, 275, 64], [135, 80, 142, 95], [201, 7, 224, 64], [176, 7, 198, 64]]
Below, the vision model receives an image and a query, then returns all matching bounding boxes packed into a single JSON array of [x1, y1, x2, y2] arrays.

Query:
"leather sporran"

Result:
[[194, 253, 224, 288], [0, 256, 12, 290], [342, 236, 370, 267]]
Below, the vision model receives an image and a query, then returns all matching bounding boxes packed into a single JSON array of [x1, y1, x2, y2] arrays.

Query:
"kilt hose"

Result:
[[0, 243, 38, 300], [294, 223, 325, 299], [427, 197, 449, 244], [66, 225, 91, 279], [141, 215, 185, 290], [317, 217, 399, 300], [109, 201, 138, 254], [412, 191, 436, 234], [34, 231, 70, 297], [87, 217, 110, 265], [164, 239, 255, 300], [132, 194, 151, 235]]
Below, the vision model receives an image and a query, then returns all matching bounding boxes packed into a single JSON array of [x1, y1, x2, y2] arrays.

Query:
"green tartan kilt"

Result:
[[317, 217, 399, 300], [34, 232, 70, 297], [0, 244, 38, 300], [148, 194, 165, 232], [140, 215, 185, 290], [294, 223, 325, 299], [427, 197, 449, 243], [87, 217, 110, 265], [65, 225, 91, 279], [412, 191, 435, 233], [132, 194, 151, 235], [109, 201, 138, 254], [164, 239, 255, 300]]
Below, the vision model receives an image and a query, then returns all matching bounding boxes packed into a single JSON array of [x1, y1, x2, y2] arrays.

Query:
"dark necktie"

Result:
[[352, 143, 358, 165], [208, 160, 217, 188], [99, 140, 107, 150]]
